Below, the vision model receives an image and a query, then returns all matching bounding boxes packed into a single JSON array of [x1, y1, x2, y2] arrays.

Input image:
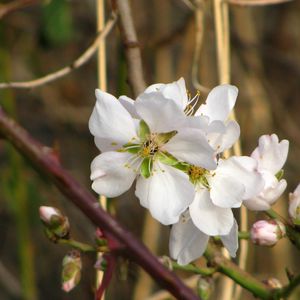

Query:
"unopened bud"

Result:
[[250, 220, 286, 246], [61, 250, 82, 293], [197, 277, 212, 300], [39, 206, 70, 239], [289, 184, 300, 225]]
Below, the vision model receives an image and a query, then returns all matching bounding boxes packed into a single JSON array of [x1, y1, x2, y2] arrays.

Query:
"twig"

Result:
[[0, 14, 117, 90], [115, 0, 146, 96], [0, 0, 39, 19], [204, 244, 272, 300], [0, 108, 199, 300], [226, 0, 293, 6], [191, 0, 210, 94]]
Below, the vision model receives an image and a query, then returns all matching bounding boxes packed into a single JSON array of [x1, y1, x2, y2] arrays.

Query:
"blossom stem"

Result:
[[204, 243, 272, 300], [238, 231, 250, 240], [172, 262, 217, 276], [57, 239, 97, 253]]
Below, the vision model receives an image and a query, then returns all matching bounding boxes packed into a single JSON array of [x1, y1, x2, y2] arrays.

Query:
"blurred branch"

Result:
[[226, 0, 293, 5], [115, 0, 146, 96], [191, 0, 210, 94], [0, 14, 117, 90], [0, 107, 199, 300], [0, 0, 40, 19], [0, 261, 22, 298]]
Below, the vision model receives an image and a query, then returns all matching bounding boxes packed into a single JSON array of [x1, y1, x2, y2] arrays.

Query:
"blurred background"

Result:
[[0, 0, 299, 299]]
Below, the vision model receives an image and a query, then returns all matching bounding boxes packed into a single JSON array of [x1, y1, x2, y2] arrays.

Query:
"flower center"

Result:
[[188, 165, 210, 188], [141, 134, 160, 158]]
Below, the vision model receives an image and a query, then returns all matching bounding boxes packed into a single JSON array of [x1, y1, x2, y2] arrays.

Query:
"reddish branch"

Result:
[[0, 107, 199, 300]]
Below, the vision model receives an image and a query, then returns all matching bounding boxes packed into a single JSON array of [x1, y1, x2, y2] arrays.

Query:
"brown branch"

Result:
[[0, 0, 39, 19], [0, 107, 199, 300], [226, 0, 293, 6], [0, 14, 117, 90], [115, 0, 146, 96]]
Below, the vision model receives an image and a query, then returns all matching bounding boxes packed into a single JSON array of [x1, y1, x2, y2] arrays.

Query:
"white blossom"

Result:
[[89, 88, 216, 225], [289, 183, 300, 225], [244, 134, 289, 211]]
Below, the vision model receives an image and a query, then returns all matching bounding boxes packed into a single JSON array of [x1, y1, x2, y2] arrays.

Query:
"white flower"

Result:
[[244, 134, 289, 211], [289, 183, 300, 225], [142, 78, 241, 155], [89, 88, 216, 225], [187, 156, 264, 236], [169, 212, 238, 265]]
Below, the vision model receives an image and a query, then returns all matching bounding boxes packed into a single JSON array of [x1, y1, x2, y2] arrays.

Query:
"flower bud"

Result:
[[250, 220, 286, 246], [61, 250, 82, 293], [289, 184, 300, 225], [39, 206, 70, 239]]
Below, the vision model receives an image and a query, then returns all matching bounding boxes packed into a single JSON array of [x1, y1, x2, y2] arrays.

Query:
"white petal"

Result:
[[90, 152, 137, 197], [196, 85, 238, 122], [89, 90, 138, 151], [135, 92, 186, 133], [118, 95, 139, 118], [144, 78, 188, 110], [169, 215, 209, 265], [163, 128, 217, 170], [289, 183, 300, 219], [209, 171, 245, 208], [220, 219, 239, 257], [135, 162, 194, 225], [189, 189, 234, 236], [215, 156, 264, 202], [244, 176, 287, 211], [251, 134, 289, 174]]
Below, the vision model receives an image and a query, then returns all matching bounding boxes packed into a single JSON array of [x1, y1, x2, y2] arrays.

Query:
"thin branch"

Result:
[[0, 107, 199, 300], [0, 0, 39, 19], [115, 0, 146, 97], [204, 244, 272, 300], [226, 0, 293, 6], [0, 14, 117, 90]]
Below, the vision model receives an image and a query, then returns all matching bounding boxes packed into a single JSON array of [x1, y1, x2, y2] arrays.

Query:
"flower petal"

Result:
[[90, 152, 137, 197], [212, 156, 264, 207], [144, 78, 188, 110], [118, 95, 139, 118], [135, 161, 194, 225], [220, 219, 239, 257], [251, 134, 289, 174], [189, 189, 234, 236], [163, 128, 217, 170], [89, 90, 138, 151], [135, 91, 186, 133], [169, 214, 209, 265], [209, 170, 245, 208], [196, 85, 238, 122]]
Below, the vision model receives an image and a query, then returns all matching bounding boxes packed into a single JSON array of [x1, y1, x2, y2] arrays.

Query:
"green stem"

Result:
[[57, 239, 97, 253], [172, 262, 216, 276], [204, 243, 272, 300], [266, 209, 300, 251]]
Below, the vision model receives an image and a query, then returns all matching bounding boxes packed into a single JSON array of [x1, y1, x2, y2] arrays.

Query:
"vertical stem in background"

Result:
[[96, 0, 107, 298], [213, 1, 246, 300]]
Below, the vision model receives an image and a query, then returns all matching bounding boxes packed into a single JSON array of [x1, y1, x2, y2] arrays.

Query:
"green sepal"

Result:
[[140, 157, 153, 178], [156, 130, 177, 144], [156, 152, 179, 166], [122, 143, 141, 154], [173, 162, 190, 172], [138, 120, 150, 141], [275, 169, 284, 180]]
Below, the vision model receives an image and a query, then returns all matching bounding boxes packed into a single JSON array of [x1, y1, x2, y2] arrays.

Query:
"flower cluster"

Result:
[[89, 78, 289, 265]]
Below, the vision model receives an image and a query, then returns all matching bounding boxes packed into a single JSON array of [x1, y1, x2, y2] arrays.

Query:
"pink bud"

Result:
[[250, 220, 285, 246], [39, 206, 61, 223]]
